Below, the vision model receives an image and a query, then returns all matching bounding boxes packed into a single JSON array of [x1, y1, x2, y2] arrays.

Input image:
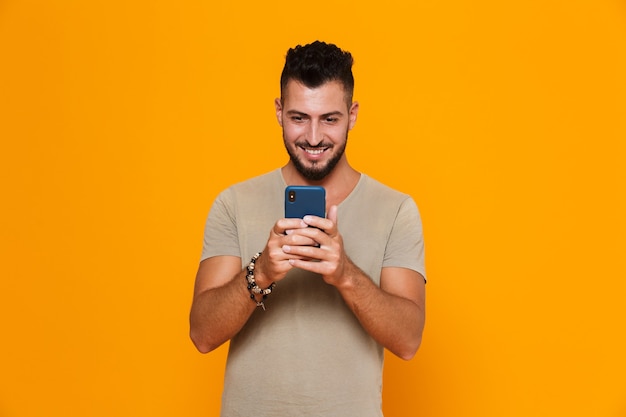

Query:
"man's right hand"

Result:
[[254, 217, 318, 287]]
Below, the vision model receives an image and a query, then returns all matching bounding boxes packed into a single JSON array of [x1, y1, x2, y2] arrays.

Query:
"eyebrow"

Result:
[[286, 110, 344, 118]]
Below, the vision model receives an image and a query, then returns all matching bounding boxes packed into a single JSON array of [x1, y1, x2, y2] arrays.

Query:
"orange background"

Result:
[[1, 1, 625, 416]]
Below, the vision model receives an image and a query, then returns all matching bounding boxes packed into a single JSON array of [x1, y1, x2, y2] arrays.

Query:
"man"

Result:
[[190, 40, 426, 417]]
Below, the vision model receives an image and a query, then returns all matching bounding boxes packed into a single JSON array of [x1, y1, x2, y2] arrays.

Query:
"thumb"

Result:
[[327, 205, 339, 224]]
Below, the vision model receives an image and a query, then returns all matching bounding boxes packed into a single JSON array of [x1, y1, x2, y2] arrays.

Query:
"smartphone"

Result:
[[284, 186, 326, 219]]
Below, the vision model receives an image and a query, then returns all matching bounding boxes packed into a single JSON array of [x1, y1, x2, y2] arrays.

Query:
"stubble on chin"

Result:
[[284, 139, 347, 182]]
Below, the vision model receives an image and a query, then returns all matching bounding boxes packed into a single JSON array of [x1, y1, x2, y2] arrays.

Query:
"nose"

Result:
[[305, 122, 323, 146]]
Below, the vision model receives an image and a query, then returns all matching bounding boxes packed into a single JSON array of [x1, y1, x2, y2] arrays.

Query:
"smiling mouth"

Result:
[[299, 144, 330, 155], [303, 148, 326, 155]]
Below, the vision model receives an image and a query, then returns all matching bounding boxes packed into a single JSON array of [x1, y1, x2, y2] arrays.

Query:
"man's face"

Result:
[[275, 80, 359, 181]]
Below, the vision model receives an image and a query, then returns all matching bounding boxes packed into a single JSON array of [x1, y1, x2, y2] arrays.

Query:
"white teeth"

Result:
[[305, 148, 324, 155]]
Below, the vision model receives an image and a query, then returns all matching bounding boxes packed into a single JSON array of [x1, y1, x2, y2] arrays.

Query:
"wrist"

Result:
[[245, 252, 276, 311], [251, 255, 272, 288], [332, 258, 360, 292]]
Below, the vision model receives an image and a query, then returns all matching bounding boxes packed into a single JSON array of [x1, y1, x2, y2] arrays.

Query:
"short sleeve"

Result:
[[383, 197, 426, 280], [200, 188, 241, 261]]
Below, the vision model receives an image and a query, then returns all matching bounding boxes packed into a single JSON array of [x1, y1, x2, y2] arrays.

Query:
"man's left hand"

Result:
[[281, 205, 354, 288]]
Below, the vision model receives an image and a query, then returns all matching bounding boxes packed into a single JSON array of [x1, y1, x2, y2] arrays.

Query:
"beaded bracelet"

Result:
[[246, 252, 276, 311]]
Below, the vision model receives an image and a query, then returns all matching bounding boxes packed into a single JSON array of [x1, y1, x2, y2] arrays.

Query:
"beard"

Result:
[[284, 135, 348, 181]]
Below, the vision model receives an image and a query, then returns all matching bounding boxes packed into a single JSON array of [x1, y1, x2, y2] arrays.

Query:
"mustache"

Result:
[[295, 141, 333, 148]]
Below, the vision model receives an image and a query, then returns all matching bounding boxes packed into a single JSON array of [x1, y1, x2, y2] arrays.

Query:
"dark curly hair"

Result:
[[280, 41, 354, 105]]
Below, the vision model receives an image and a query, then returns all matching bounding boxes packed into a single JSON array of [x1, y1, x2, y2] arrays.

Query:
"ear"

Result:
[[348, 101, 359, 130], [274, 98, 283, 127]]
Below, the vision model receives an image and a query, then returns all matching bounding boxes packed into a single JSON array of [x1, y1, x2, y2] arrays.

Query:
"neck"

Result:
[[281, 158, 360, 207]]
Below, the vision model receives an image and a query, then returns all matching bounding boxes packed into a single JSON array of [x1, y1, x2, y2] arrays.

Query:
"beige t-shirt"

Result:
[[201, 169, 425, 417]]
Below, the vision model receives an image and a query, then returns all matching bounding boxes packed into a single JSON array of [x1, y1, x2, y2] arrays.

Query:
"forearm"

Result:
[[337, 263, 425, 360], [190, 223, 307, 354], [189, 268, 256, 353]]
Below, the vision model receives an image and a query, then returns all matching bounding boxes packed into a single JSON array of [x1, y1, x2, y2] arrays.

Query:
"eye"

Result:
[[325, 117, 338, 123]]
